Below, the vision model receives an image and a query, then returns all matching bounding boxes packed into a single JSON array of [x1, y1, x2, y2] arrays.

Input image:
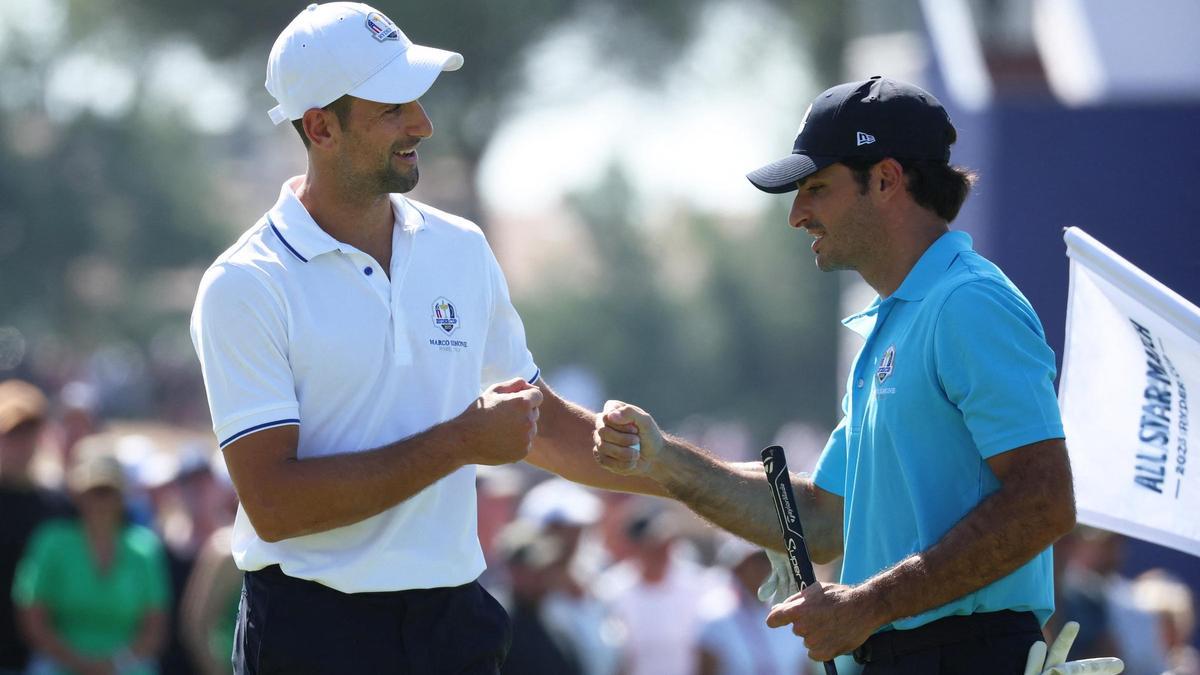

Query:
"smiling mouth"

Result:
[[809, 232, 824, 253], [395, 149, 417, 159]]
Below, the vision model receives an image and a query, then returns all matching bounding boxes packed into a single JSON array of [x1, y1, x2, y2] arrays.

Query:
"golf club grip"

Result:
[[761, 445, 838, 675]]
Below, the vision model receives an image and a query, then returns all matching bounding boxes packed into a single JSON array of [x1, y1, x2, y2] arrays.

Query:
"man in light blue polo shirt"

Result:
[[813, 228, 1064, 633], [594, 77, 1076, 674]]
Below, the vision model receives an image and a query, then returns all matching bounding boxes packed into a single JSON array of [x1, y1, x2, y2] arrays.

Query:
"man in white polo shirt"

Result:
[[190, 4, 660, 673]]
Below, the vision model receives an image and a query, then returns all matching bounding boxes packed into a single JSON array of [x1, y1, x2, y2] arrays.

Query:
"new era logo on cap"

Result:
[[856, 131, 876, 146]]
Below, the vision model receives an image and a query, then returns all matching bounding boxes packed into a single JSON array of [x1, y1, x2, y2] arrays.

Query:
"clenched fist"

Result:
[[458, 378, 543, 466], [592, 400, 664, 477]]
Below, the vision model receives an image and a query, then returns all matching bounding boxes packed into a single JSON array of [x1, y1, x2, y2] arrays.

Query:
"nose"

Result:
[[788, 190, 811, 230], [406, 101, 433, 139]]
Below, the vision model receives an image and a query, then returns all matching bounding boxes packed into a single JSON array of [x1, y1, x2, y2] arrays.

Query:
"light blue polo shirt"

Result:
[[812, 231, 1064, 631]]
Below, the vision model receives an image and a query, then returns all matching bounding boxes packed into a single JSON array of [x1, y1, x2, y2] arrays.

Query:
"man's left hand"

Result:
[[765, 582, 879, 662]]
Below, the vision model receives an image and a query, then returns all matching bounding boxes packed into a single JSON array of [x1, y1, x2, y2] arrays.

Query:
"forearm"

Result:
[[528, 390, 667, 496], [651, 439, 841, 562], [247, 422, 467, 541], [859, 479, 1073, 628], [235, 380, 541, 542]]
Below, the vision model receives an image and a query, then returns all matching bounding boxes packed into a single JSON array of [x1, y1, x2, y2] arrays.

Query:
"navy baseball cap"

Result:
[[747, 76, 956, 194]]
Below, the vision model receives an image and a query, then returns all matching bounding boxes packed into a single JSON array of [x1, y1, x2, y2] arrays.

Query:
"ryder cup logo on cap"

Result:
[[747, 76, 956, 194], [265, 2, 464, 125], [364, 11, 400, 41]]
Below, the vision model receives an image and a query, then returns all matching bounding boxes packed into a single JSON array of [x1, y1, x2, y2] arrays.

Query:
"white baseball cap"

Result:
[[265, 2, 463, 125], [518, 478, 603, 527]]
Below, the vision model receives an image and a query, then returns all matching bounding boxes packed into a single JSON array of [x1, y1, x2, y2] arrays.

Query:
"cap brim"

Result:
[[350, 44, 463, 106], [746, 153, 836, 194]]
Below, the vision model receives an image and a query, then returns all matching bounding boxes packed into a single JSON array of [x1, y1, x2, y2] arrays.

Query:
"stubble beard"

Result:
[[381, 139, 421, 194], [337, 139, 421, 197], [816, 198, 880, 273], [380, 163, 419, 194], [809, 218, 853, 273]]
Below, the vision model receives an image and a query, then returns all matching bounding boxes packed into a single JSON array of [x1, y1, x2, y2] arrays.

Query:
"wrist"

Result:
[[440, 415, 479, 469], [850, 579, 893, 631], [645, 438, 681, 484]]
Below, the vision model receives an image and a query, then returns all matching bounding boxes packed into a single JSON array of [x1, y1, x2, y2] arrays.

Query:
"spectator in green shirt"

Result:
[[13, 435, 169, 675]]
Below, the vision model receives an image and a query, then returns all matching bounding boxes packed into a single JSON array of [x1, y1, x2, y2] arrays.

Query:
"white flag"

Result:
[[1060, 226, 1200, 556]]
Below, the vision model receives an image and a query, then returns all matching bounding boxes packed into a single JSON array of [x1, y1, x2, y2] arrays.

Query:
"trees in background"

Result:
[[0, 0, 848, 435]]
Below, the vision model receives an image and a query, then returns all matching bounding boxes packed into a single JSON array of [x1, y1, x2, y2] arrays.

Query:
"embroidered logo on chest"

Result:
[[876, 344, 895, 384], [432, 297, 460, 335]]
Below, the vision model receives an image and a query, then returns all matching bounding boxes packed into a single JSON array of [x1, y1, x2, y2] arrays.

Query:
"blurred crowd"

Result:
[[1, 376, 1197, 675]]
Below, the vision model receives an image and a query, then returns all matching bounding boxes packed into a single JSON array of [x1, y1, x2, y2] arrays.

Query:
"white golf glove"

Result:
[[1023, 621, 1124, 675], [756, 549, 799, 604]]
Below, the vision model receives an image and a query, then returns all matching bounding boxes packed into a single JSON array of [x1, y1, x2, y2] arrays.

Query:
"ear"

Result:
[[873, 158, 906, 199], [301, 108, 339, 150]]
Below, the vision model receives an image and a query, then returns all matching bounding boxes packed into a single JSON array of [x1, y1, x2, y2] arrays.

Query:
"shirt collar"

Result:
[[266, 177, 426, 263], [395, 193, 426, 234], [891, 230, 973, 302], [839, 231, 973, 337]]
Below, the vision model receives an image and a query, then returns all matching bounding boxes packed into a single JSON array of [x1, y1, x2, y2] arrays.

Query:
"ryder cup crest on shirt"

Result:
[[876, 344, 895, 383], [427, 296, 470, 352], [432, 297, 459, 335]]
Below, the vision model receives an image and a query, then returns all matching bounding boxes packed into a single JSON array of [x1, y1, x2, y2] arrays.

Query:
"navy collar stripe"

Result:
[[268, 217, 309, 263]]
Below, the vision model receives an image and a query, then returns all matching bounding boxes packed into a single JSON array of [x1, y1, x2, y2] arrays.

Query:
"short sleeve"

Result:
[[190, 264, 300, 448], [12, 521, 63, 608], [933, 281, 1064, 458], [479, 244, 538, 390], [813, 414, 849, 497]]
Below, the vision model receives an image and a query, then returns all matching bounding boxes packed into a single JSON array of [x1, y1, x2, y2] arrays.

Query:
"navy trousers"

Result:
[[855, 610, 1043, 675], [234, 565, 511, 674]]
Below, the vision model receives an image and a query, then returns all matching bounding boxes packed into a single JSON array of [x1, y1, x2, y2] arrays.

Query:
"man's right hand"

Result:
[[592, 400, 665, 478], [459, 378, 543, 466]]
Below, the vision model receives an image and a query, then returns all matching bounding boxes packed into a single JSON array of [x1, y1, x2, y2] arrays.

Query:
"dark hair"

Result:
[[291, 95, 355, 149], [842, 156, 978, 223]]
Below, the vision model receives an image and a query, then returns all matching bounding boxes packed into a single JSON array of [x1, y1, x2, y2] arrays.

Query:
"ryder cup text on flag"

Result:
[[1059, 227, 1199, 556]]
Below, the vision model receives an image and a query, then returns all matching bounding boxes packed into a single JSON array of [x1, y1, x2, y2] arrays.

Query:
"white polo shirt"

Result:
[[190, 177, 538, 593]]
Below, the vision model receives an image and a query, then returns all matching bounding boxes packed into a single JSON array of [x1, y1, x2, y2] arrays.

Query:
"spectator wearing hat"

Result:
[[13, 435, 170, 675], [1133, 569, 1199, 675], [518, 479, 620, 675], [0, 379, 72, 674], [496, 521, 583, 675], [594, 503, 708, 675]]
